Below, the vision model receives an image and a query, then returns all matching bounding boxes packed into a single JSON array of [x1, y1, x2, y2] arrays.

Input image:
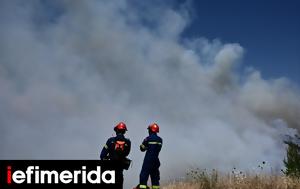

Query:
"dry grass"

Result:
[[163, 172, 300, 189]]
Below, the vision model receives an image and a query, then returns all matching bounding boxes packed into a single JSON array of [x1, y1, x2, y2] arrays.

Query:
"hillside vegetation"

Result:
[[163, 173, 300, 189]]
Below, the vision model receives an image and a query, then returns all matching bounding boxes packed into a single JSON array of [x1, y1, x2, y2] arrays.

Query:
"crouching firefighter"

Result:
[[100, 122, 131, 189], [138, 123, 162, 189]]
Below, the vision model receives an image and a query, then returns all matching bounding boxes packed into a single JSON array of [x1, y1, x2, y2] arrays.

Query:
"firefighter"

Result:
[[100, 122, 131, 189], [138, 123, 162, 189]]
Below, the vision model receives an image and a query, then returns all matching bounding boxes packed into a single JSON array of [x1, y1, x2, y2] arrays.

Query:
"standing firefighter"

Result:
[[100, 122, 131, 189], [138, 123, 163, 189]]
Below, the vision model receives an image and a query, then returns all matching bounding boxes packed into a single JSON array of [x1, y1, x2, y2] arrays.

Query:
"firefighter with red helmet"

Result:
[[100, 122, 131, 189], [138, 123, 163, 189]]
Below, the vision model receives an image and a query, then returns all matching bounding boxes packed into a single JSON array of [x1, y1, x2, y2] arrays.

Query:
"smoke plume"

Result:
[[1, 0, 300, 186]]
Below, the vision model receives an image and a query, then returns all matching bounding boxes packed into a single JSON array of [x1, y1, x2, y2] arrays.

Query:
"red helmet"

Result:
[[148, 123, 159, 133], [114, 122, 127, 132]]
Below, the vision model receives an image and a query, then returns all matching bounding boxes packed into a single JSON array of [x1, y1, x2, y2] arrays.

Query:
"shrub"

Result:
[[283, 140, 300, 178]]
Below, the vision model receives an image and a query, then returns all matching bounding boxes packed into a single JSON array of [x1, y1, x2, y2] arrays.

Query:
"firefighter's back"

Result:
[[144, 133, 162, 162]]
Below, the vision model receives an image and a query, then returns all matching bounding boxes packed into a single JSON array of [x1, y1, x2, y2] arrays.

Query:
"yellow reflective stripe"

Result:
[[152, 186, 160, 189], [140, 144, 146, 149], [104, 144, 108, 149], [139, 185, 147, 188], [148, 142, 162, 145]]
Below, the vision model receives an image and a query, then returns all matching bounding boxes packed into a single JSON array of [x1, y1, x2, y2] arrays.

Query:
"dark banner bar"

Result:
[[0, 160, 123, 189]]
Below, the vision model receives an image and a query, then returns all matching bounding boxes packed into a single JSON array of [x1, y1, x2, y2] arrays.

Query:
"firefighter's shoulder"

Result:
[[125, 137, 131, 143], [107, 137, 116, 143], [157, 135, 162, 142], [143, 136, 150, 142]]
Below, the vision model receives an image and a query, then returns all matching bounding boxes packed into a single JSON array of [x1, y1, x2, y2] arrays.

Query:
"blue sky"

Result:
[[181, 0, 300, 83], [37, 0, 300, 83]]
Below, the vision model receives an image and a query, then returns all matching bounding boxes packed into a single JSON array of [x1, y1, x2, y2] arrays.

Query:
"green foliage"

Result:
[[283, 140, 300, 178]]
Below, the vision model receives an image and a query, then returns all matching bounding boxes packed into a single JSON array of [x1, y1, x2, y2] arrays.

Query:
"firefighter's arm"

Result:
[[100, 139, 110, 160], [124, 140, 131, 157], [140, 138, 148, 152]]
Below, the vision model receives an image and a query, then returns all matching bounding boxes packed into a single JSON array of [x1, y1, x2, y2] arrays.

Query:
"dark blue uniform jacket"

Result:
[[140, 133, 162, 166], [100, 134, 131, 160]]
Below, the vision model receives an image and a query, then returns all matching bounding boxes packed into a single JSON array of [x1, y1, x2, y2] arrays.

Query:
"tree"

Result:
[[283, 140, 300, 178]]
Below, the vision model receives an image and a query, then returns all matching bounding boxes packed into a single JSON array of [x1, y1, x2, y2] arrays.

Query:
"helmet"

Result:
[[148, 123, 159, 133], [114, 122, 127, 132]]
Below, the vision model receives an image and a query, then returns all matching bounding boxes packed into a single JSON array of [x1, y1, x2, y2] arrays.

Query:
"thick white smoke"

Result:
[[1, 0, 300, 187]]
